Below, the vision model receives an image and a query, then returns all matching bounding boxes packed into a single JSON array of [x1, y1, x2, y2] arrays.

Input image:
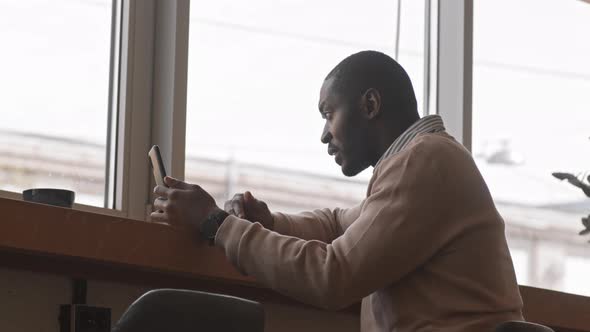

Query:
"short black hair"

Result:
[[325, 50, 418, 122]]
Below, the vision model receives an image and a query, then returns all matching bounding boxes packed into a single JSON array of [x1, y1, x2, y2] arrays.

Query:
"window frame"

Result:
[[113, 0, 190, 221], [434, 0, 473, 150], [113, 0, 157, 220]]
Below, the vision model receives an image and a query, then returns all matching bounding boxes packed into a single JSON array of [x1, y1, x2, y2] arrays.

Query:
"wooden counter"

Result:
[[1, 197, 589, 331]]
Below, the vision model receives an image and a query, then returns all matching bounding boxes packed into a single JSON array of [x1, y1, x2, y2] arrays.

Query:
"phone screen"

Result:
[[148, 145, 167, 187]]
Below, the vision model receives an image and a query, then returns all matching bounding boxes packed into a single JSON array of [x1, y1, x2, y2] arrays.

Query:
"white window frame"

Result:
[[435, 0, 473, 151], [423, 0, 438, 117], [115, 0, 190, 220]]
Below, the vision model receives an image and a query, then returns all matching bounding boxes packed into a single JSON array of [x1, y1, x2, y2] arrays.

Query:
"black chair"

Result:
[[495, 321, 554, 332], [112, 289, 265, 332]]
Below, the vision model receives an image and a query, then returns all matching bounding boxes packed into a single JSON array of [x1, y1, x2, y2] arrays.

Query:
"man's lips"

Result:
[[328, 147, 343, 165]]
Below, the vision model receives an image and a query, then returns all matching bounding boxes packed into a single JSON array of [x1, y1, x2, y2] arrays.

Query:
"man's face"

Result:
[[318, 78, 371, 176]]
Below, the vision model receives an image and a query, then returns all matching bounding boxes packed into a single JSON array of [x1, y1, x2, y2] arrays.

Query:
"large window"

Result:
[[2, 0, 588, 299], [186, 0, 429, 212], [0, 0, 118, 207], [473, 0, 590, 294]]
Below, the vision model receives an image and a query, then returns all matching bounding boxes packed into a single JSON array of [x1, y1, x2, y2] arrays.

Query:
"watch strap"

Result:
[[202, 208, 230, 242]]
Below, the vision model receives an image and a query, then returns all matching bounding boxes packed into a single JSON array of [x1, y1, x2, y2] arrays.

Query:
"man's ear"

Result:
[[362, 88, 382, 119]]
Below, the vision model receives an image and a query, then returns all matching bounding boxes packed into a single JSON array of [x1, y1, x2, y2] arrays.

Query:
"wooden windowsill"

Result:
[[0, 196, 257, 283], [1, 196, 589, 331]]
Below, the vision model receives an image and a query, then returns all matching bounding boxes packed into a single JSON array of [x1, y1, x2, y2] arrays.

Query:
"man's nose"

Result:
[[321, 123, 332, 144]]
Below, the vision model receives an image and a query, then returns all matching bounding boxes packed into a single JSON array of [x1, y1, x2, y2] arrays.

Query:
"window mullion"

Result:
[[116, 0, 156, 220], [435, 0, 473, 151], [151, 0, 190, 183]]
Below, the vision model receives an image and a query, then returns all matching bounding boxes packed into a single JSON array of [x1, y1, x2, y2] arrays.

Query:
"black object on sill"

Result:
[[22, 188, 75, 208]]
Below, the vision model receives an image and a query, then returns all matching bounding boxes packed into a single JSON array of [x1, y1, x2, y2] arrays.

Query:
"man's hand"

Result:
[[224, 191, 274, 230], [151, 176, 219, 231]]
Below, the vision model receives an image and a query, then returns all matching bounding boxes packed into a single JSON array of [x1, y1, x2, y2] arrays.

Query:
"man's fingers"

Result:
[[154, 185, 171, 198], [244, 191, 254, 202], [150, 211, 168, 223], [231, 194, 245, 218], [153, 197, 168, 211], [232, 200, 244, 218], [224, 200, 235, 215], [244, 191, 268, 211], [242, 191, 258, 215], [226, 193, 262, 219]]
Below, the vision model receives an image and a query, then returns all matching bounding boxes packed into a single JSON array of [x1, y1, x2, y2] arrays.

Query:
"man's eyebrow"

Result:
[[319, 101, 327, 113]]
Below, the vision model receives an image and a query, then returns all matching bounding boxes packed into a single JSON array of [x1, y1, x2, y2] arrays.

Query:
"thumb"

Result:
[[164, 176, 191, 189], [245, 191, 267, 211], [243, 191, 260, 213], [244, 191, 254, 202]]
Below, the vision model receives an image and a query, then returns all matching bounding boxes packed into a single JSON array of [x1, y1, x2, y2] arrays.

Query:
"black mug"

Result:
[[22, 188, 76, 208]]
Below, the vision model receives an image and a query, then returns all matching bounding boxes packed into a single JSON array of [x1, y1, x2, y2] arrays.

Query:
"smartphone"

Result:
[[148, 145, 167, 187]]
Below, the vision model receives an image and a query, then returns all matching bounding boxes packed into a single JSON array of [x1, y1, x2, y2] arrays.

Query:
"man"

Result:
[[151, 51, 524, 331]]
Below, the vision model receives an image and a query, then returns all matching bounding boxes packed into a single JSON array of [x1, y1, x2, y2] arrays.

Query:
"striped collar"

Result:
[[374, 114, 446, 168]]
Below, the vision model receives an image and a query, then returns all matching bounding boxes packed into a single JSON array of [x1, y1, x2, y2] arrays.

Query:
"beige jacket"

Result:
[[216, 132, 524, 332]]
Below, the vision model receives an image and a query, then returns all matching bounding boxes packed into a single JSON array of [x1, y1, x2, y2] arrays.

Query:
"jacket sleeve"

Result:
[[215, 142, 461, 310], [270, 205, 362, 243]]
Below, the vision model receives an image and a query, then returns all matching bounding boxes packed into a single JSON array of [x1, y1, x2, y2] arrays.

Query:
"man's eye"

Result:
[[323, 112, 333, 120]]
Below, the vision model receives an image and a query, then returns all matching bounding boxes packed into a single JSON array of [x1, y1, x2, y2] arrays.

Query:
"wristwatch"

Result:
[[200, 208, 230, 242]]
